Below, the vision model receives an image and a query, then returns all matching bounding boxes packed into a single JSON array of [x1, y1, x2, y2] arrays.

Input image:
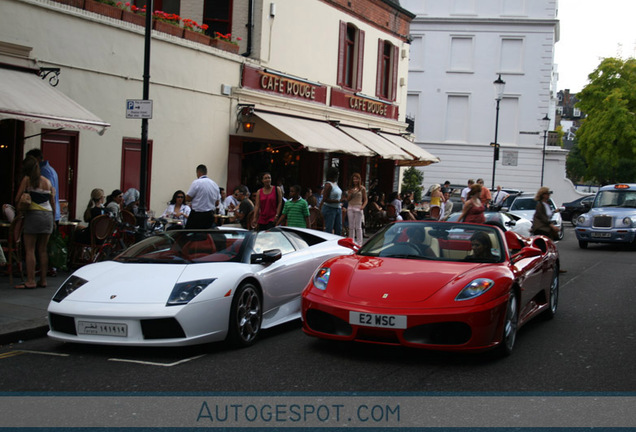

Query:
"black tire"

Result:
[[227, 282, 262, 348], [557, 225, 565, 240], [498, 290, 519, 357], [578, 240, 588, 249], [545, 264, 559, 319], [570, 213, 580, 226]]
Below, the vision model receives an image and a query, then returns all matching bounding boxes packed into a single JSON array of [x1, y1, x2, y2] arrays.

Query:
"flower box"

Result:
[[153, 19, 184, 38], [84, 0, 123, 19], [183, 29, 211, 45], [53, 0, 85, 9], [122, 10, 146, 27], [210, 38, 239, 54]]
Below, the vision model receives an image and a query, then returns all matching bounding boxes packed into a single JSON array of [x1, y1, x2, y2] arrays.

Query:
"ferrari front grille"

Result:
[[305, 309, 352, 336], [403, 322, 471, 345]]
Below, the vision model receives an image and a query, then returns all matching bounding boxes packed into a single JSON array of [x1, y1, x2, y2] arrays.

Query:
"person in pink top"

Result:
[[458, 183, 486, 224], [252, 172, 283, 231]]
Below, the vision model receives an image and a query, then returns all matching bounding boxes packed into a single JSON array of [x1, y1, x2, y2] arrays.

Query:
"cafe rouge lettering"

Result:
[[348, 97, 387, 116], [241, 66, 328, 104], [330, 88, 399, 120], [260, 74, 316, 100]]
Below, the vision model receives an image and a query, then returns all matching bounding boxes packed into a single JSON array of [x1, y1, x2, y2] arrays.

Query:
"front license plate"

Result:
[[78, 321, 128, 337], [349, 312, 407, 329], [591, 232, 612, 238]]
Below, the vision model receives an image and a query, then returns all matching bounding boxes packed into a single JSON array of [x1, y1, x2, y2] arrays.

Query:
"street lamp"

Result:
[[540, 114, 551, 186], [491, 74, 506, 190]]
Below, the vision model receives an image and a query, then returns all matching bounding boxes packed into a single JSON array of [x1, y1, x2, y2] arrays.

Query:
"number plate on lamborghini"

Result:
[[349, 312, 407, 329], [78, 321, 128, 337]]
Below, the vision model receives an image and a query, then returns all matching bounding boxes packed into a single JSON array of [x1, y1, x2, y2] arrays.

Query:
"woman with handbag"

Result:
[[14, 156, 55, 289]]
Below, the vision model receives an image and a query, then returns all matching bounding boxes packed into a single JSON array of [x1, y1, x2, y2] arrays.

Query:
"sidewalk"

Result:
[[0, 270, 71, 345]]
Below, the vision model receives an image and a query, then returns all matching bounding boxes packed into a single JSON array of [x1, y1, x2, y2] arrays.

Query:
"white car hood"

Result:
[[65, 262, 188, 304]]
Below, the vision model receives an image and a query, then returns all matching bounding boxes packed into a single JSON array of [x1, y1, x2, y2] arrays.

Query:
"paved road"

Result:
[[1, 227, 635, 393]]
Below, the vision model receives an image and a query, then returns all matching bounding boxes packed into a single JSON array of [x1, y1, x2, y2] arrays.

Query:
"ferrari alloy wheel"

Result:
[[228, 283, 262, 347], [499, 291, 519, 356], [545, 265, 559, 319]]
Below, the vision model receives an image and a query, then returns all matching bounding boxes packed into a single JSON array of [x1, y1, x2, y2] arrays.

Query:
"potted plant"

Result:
[[84, 0, 123, 20], [118, 2, 146, 27], [152, 10, 183, 37], [182, 19, 211, 44], [210, 32, 241, 54]]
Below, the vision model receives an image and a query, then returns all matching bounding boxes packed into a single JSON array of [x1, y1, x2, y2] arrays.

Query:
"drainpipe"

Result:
[[242, 0, 254, 57]]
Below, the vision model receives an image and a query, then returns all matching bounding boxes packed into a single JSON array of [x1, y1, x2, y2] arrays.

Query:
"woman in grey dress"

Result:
[[14, 156, 55, 289]]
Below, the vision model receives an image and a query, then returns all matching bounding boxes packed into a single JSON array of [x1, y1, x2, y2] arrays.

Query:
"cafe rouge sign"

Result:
[[241, 66, 398, 120]]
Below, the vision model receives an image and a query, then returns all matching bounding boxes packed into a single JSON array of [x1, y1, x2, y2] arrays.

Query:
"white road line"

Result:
[[107, 354, 206, 367]]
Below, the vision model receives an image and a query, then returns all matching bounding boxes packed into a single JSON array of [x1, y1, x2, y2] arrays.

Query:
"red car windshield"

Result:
[[358, 222, 504, 263]]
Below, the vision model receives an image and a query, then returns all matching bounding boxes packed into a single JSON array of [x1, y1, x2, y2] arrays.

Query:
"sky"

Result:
[[555, 0, 636, 93]]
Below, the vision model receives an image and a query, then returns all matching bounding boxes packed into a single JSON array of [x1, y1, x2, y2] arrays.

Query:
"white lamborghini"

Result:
[[48, 226, 351, 347]]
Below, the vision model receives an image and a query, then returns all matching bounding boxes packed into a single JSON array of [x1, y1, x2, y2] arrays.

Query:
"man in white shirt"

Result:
[[185, 164, 220, 229], [491, 185, 510, 210], [461, 179, 475, 204]]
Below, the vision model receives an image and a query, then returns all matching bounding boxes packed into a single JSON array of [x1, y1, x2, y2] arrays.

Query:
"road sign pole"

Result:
[[139, 0, 153, 225]]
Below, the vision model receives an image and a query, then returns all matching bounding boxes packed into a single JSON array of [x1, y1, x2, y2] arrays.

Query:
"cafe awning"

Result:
[[339, 126, 413, 161], [379, 133, 440, 166], [0, 68, 110, 135], [255, 112, 375, 157]]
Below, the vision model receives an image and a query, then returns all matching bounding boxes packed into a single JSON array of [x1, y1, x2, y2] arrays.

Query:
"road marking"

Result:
[[0, 350, 70, 359], [108, 354, 206, 367]]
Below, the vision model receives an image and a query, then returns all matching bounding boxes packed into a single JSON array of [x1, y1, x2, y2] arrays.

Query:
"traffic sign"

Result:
[[126, 99, 153, 119]]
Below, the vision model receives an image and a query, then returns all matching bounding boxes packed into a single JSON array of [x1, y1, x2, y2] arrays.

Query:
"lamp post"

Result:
[[491, 74, 506, 190], [540, 114, 551, 186]]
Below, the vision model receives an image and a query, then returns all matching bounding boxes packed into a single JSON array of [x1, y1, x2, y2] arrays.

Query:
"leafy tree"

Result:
[[566, 143, 588, 183], [554, 125, 565, 147], [575, 57, 636, 183], [401, 166, 424, 202]]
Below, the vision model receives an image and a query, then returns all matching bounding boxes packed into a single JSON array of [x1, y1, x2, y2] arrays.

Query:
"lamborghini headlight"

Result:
[[53, 276, 88, 302], [455, 278, 494, 301], [167, 278, 216, 306], [313, 268, 331, 291]]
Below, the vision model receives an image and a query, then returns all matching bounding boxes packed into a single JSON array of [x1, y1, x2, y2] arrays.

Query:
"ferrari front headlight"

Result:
[[167, 278, 215, 306], [455, 278, 494, 301], [53, 276, 88, 302], [313, 268, 331, 291]]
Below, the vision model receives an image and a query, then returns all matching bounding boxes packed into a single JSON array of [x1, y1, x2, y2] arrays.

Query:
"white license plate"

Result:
[[78, 321, 128, 337], [591, 232, 611, 238], [349, 312, 407, 329]]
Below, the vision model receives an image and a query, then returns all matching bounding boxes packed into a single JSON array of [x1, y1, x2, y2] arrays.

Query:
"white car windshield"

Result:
[[116, 230, 249, 264]]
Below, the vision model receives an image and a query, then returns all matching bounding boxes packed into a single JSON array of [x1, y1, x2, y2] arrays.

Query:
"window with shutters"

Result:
[[376, 39, 399, 101], [337, 22, 364, 91]]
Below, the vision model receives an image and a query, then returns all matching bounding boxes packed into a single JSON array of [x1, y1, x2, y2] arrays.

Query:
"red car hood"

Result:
[[340, 256, 486, 304]]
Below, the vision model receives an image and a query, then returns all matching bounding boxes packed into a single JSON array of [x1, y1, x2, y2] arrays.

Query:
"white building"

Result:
[[1, 0, 433, 220], [401, 0, 583, 205]]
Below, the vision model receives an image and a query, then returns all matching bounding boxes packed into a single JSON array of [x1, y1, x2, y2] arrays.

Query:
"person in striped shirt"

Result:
[[276, 184, 310, 228]]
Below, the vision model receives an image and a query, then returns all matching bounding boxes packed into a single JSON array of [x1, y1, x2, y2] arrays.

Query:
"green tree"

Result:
[[575, 57, 636, 183], [401, 166, 424, 202], [566, 143, 588, 183]]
